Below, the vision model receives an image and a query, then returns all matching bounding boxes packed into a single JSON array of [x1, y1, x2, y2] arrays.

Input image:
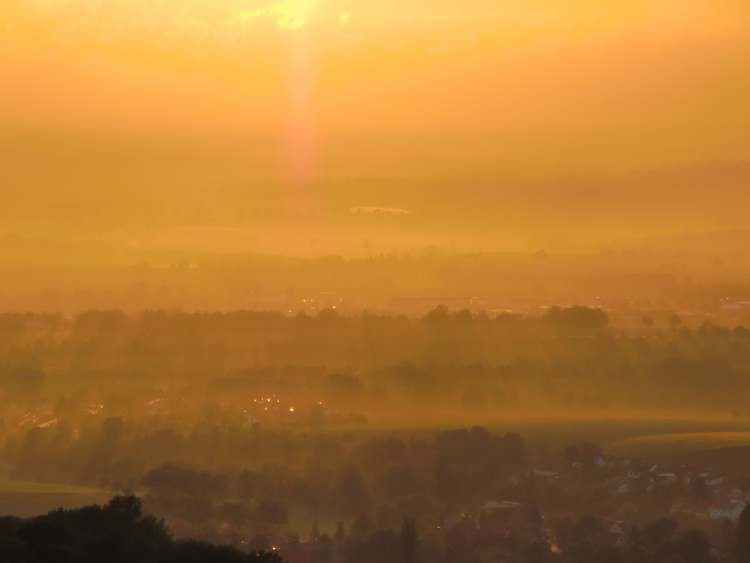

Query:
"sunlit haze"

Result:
[[2, 1, 749, 265], [5, 4, 750, 561]]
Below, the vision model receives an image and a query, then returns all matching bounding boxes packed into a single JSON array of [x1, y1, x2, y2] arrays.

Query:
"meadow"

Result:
[[607, 431, 750, 457], [0, 479, 107, 517]]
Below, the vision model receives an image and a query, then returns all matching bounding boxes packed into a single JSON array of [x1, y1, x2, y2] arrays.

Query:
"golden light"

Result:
[[278, 0, 318, 30], [237, 0, 319, 30]]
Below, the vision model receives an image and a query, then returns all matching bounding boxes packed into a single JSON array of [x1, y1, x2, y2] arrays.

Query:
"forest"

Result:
[[1, 306, 749, 425], [3, 307, 750, 561]]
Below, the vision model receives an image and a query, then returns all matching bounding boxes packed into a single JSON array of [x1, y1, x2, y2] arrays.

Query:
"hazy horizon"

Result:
[[2, 0, 750, 265], [5, 5, 750, 558]]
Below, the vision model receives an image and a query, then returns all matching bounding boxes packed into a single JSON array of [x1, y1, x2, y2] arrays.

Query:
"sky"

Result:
[[1, 0, 749, 259]]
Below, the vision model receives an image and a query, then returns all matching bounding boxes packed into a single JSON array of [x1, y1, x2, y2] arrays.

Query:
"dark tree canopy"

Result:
[[0, 496, 285, 563]]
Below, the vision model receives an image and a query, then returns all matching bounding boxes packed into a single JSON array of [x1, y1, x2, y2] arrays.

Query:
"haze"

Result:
[[2, 0, 749, 265], [7, 5, 750, 562]]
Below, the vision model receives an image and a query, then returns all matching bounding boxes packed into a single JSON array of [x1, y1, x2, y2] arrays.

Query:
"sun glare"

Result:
[[278, 0, 318, 30], [237, 0, 318, 30]]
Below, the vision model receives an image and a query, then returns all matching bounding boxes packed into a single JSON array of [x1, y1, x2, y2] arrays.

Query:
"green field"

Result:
[[607, 432, 750, 457], [2, 418, 750, 519], [0, 480, 103, 496], [0, 479, 108, 518]]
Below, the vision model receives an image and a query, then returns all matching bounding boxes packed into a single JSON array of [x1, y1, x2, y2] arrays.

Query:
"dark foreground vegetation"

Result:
[[4, 494, 750, 563], [4, 422, 750, 562], [0, 496, 282, 563], [3, 307, 750, 561]]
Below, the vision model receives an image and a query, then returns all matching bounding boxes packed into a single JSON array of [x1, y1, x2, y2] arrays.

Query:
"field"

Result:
[[3, 416, 750, 519], [0, 479, 108, 518], [382, 414, 750, 460], [607, 431, 750, 457], [469, 414, 750, 457]]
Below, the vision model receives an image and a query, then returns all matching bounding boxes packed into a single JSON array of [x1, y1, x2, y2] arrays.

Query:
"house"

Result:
[[706, 476, 725, 489], [670, 497, 709, 521], [657, 473, 677, 484], [532, 469, 561, 481], [479, 501, 544, 542], [709, 499, 746, 522], [608, 521, 629, 548], [615, 483, 631, 496], [483, 501, 522, 513]]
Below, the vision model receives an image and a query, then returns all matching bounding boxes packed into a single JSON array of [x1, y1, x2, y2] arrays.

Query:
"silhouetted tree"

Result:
[[738, 506, 750, 562], [334, 521, 347, 543], [400, 517, 419, 563]]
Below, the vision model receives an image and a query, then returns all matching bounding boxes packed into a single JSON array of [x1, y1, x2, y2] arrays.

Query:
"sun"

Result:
[[236, 0, 318, 30], [276, 0, 318, 30]]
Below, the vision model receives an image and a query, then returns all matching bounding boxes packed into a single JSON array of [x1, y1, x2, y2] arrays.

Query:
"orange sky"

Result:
[[3, 1, 748, 135], [1, 0, 749, 258]]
